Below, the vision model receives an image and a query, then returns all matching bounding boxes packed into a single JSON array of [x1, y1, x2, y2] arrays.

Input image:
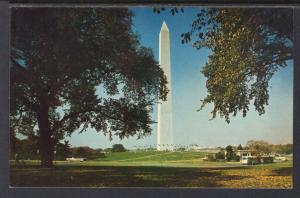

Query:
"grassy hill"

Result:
[[99, 151, 206, 163]]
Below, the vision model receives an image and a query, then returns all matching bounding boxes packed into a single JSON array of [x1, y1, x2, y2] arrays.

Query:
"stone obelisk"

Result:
[[157, 21, 173, 151]]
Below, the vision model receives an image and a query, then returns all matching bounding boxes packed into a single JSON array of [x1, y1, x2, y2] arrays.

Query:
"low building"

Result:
[[189, 145, 202, 151], [236, 150, 275, 164], [274, 154, 288, 162], [236, 150, 254, 164]]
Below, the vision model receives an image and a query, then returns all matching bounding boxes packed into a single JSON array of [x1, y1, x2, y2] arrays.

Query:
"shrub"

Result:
[[232, 153, 241, 161], [203, 154, 216, 162], [215, 151, 225, 160], [104, 148, 112, 152], [70, 146, 106, 160], [247, 157, 260, 165], [261, 156, 274, 163], [176, 147, 186, 152], [112, 144, 126, 152], [225, 145, 234, 161]]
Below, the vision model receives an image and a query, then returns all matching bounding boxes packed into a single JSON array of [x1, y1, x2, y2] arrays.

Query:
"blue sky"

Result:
[[66, 7, 293, 149]]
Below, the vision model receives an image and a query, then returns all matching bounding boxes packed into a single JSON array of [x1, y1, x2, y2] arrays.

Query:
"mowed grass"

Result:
[[10, 151, 293, 188], [101, 151, 206, 162]]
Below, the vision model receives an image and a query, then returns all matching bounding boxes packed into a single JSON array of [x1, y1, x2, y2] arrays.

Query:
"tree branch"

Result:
[[20, 95, 39, 112]]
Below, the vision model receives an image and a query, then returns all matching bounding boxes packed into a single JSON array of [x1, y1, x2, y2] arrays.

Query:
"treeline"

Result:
[[243, 140, 292, 155], [10, 135, 39, 160], [270, 144, 293, 154], [10, 137, 74, 160], [10, 136, 126, 160], [206, 140, 293, 161], [69, 147, 105, 160], [213, 140, 292, 162], [217, 141, 293, 156]]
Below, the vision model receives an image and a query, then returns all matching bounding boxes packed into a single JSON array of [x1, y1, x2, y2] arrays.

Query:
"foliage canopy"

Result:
[[155, 8, 293, 123], [112, 144, 126, 152], [192, 9, 293, 123], [11, 8, 168, 166]]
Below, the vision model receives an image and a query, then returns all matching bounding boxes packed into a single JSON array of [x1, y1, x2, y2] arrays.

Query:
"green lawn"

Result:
[[10, 151, 293, 188], [100, 151, 206, 162], [97, 151, 208, 166]]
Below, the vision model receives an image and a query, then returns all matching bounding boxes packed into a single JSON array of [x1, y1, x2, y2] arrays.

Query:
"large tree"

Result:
[[245, 140, 271, 155], [156, 8, 293, 123], [11, 8, 168, 167]]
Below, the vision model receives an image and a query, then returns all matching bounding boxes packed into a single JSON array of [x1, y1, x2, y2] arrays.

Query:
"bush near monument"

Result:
[[261, 156, 274, 164], [215, 151, 225, 160], [112, 144, 126, 152], [225, 145, 239, 161], [71, 147, 105, 160]]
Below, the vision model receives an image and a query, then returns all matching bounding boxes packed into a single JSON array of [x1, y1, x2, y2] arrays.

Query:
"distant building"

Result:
[[198, 148, 221, 154], [189, 145, 202, 151], [66, 157, 85, 162], [236, 150, 275, 164], [236, 150, 253, 164]]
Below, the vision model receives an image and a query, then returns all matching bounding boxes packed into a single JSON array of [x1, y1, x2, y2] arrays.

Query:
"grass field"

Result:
[[10, 151, 293, 188]]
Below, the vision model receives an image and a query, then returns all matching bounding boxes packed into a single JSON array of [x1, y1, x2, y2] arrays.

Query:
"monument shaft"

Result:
[[157, 22, 173, 151]]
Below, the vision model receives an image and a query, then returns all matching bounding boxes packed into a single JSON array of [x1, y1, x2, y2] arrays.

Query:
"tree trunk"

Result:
[[10, 128, 16, 159], [37, 105, 54, 168]]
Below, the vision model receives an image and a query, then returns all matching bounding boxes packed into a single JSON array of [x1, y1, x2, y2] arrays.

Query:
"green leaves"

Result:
[[188, 8, 293, 123], [11, 8, 168, 143], [180, 32, 191, 44], [155, 8, 292, 123], [153, 7, 184, 16]]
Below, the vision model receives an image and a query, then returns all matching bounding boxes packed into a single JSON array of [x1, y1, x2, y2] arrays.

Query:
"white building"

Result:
[[236, 150, 253, 164], [66, 157, 85, 162], [157, 21, 173, 151]]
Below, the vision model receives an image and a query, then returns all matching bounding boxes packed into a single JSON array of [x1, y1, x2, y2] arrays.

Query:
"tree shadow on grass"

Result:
[[269, 167, 293, 176], [10, 164, 252, 187]]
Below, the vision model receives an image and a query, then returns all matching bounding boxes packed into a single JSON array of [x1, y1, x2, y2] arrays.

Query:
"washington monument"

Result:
[[157, 21, 173, 151]]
